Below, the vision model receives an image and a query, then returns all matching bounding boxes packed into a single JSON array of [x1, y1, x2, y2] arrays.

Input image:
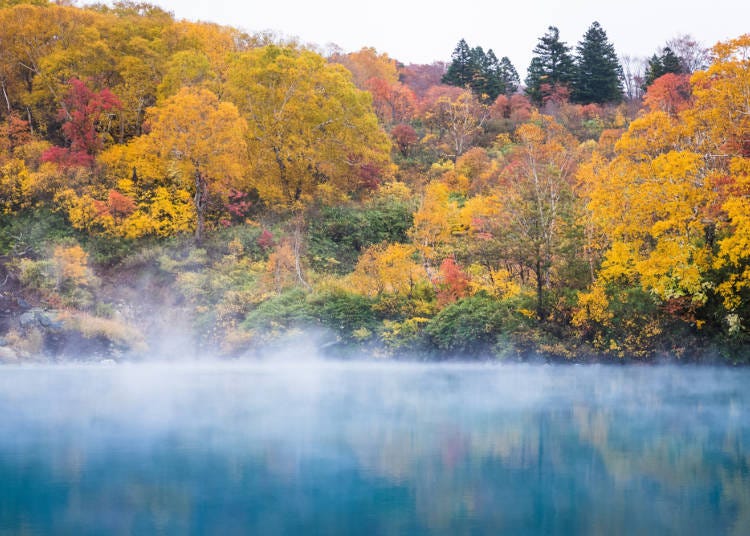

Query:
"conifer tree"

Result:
[[644, 47, 683, 88], [572, 21, 623, 104], [525, 26, 576, 105], [442, 39, 475, 88], [497, 56, 520, 95], [443, 40, 519, 101], [468, 45, 489, 97]]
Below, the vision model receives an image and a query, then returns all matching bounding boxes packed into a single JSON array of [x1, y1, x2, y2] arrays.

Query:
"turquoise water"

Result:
[[1, 362, 749, 535]]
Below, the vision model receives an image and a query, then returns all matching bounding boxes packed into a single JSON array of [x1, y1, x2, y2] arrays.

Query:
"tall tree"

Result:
[[225, 46, 390, 208], [137, 87, 248, 242], [500, 114, 580, 320], [572, 21, 623, 104], [467, 45, 489, 97], [525, 26, 576, 105], [497, 55, 521, 95], [442, 39, 475, 88]]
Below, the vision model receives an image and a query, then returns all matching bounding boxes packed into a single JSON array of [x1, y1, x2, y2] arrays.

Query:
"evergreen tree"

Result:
[[660, 47, 683, 74], [468, 45, 490, 98], [443, 40, 520, 101], [498, 56, 520, 95], [572, 21, 623, 104], [643, 47, 683, 88], [442, 39, 475, 87], [525, 26, 576, 105]]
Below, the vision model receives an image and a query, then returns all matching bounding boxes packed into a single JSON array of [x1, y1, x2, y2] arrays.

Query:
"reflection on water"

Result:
[[1, 362, 749, 535]]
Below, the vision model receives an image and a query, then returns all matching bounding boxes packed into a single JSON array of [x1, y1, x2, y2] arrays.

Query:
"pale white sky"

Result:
[[96, 0, 750, 77]]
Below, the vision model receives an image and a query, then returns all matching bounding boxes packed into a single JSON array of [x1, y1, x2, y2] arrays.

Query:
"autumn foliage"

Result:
[[42, 78, 121, 168], [0, 0, 749, 361]]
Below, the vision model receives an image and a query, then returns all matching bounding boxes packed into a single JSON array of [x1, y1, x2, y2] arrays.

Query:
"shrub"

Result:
[[308, 290, 378, 341], [307, 197, 413, 274], [425, 294, 520, 357], [242, 288, 313, 333]]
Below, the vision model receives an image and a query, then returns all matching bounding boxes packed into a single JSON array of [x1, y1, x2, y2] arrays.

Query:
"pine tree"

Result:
[[443, 41, 519, 102], [660, 47, 683, 74], [442, 39, 475, 87], [498, 56, 520, 95], [525, 26, 576, 105], [643, 46, 683, 88], [468, 46, 490, 98], [572, 21, 623, 104]]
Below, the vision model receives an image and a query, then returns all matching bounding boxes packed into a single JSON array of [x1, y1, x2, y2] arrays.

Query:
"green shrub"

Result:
[[425, 294, 520, 357], [307, 200, 413, 274], [308, 290, 378, 341], [242, 288, 313, 333], [0, 209, 74, 257]]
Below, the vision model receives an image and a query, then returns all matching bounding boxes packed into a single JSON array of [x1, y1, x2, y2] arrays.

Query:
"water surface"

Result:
[[1, 362, 749, 535]]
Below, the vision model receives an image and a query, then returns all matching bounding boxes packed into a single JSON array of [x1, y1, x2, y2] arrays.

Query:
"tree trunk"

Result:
[[1, 80, 10, 113], [536, 258, 544, 322], [194, 170, 208, 243], [292, 213, 311, 290]]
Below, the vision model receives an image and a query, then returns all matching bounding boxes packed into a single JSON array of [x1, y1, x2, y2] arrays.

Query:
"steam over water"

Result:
[[1, 361, 749, 534]]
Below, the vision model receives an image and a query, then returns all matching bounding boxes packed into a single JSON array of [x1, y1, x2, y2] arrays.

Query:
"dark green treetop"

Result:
[[443, 39, 519, 102], [443, 39, 475, 88], [525, 26, 576, 105], [643, 46, 683, 88], [572, 21, 623, 104]]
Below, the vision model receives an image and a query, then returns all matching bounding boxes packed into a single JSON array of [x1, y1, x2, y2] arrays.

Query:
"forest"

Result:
[[0, 0, 748, 363]]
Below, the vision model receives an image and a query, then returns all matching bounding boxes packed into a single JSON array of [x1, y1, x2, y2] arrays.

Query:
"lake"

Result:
[[1, 361, 749, 535]]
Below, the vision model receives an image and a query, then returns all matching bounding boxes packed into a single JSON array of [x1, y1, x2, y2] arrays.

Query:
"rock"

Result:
[[18, 309, 64, 331], [16, 298, 30, 310], [36, 310, 63, 330], [19, 311, 37, 329]]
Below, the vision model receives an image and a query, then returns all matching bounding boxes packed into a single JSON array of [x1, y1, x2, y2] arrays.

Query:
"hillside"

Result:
[[0, 1, 748, 362]]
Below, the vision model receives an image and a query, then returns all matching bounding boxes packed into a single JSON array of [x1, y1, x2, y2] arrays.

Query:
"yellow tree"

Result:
[[689, 35, 750, 318], [500, 114, 580, 320], [576, 35, 750, 346], [409, 181, 464, 278], [421, 87, 488, 159], [329, 47, 399, 89], [93, 3, 173, 141], [348, 243, 426, 297], [0, 5, 114, 130], [133, 87, 247, 241], [155, 50, 216, 101], [225, 46, 391, 208], [161, 20, 254, 97]]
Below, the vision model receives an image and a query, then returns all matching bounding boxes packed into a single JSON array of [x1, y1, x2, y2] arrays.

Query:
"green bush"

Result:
[[242, 288, 313, 333], [307, 200, 413, 274], [0, 209, 74, 257], [425, 294, 520, 357], [308, 290, 378, 341]]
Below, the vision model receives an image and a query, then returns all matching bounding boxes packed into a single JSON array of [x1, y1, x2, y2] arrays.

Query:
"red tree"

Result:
[[643, 73, 692, 115], [391, 123, 418, 157], [42, 78, 121, 168], [436, 257, 470, 305]]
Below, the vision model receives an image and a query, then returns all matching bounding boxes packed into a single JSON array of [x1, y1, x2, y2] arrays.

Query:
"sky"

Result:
[[102, 0, 750, 78]]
